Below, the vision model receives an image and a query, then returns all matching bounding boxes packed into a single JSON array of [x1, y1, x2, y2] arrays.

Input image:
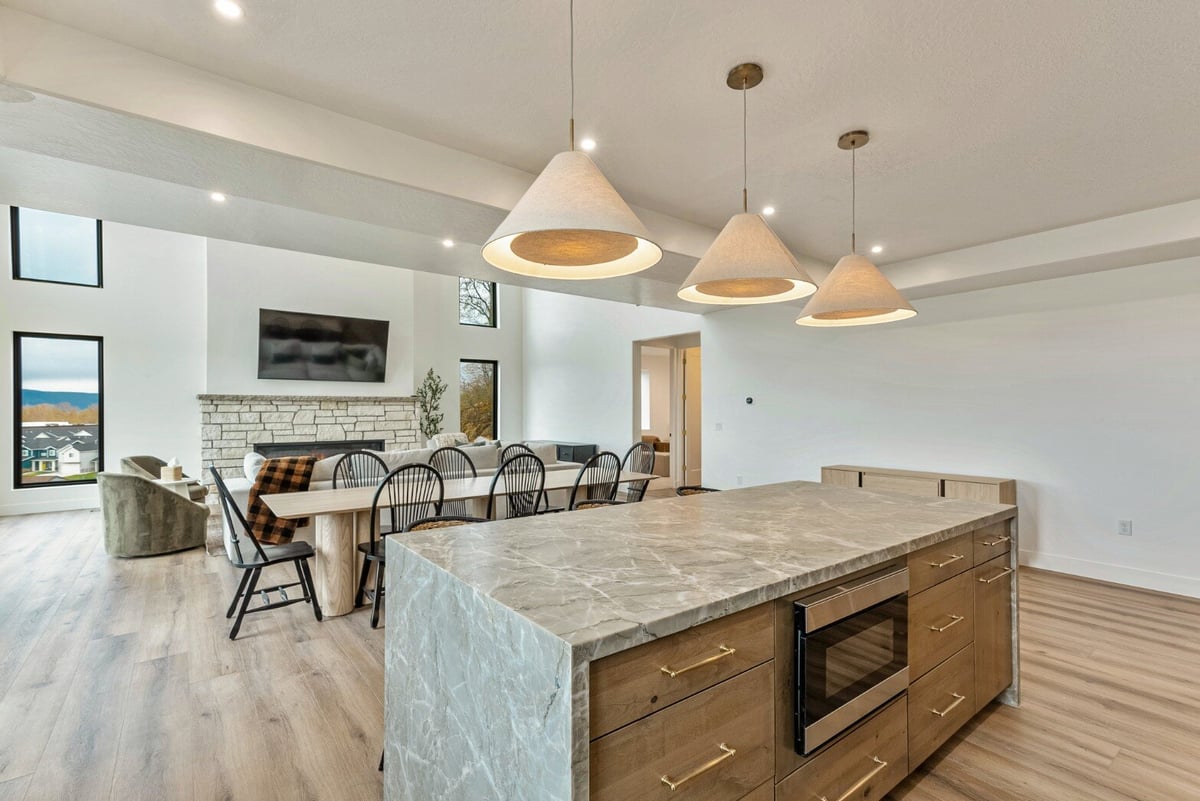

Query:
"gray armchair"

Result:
[[121, 455, 207, 501], [99, 472, 208, 557]]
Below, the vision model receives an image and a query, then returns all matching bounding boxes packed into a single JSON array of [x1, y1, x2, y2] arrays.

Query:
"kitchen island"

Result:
[[383, 480, 1018, 801]]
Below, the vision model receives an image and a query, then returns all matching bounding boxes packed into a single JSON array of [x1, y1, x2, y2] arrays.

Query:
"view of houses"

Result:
[[19, 423, 101, 483]]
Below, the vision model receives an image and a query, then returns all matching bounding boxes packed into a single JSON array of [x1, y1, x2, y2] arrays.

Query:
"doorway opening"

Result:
[[632, 332, 701, 488]]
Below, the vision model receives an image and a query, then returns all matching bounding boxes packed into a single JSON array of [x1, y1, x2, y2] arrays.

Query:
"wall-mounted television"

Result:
[[257, 308, 389, 383]]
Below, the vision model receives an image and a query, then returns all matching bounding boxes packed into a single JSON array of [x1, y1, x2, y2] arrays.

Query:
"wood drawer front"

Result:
[[776, 698, 907, 801], [907, 533, 972, 595], [739, 781, 773, 801], [908, 571, 974, 680], [861, 472, 942, 497], [974, 555, 1015, 709], [821, 468, 860, 488], [908, 644, 975, 769], [590, 603, 774, 739], [590, 663, 774, 801], [972, 522, 1012, 566]]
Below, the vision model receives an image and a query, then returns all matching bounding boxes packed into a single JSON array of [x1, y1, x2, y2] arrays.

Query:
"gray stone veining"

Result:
[[383, 480, 1015, 801]]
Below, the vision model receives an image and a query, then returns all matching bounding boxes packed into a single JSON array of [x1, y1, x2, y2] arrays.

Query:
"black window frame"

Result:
[[13, 332, 105, 490], [457, 277, 497, 328], [10, 206, 105, 288], [459, 358, 499, 440]]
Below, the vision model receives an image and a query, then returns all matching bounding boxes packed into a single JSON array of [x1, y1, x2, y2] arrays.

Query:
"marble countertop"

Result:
[[388, 480, 1016, 662]]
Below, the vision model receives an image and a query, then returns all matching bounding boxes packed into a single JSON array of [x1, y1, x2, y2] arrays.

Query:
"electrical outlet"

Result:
[[714, 422, 723, 432], [736, 475, 745, 486], [1117, 520, 1133, 537]]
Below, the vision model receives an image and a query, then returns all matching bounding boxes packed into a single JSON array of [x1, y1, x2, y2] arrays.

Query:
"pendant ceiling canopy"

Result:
[[481, 0, 660, 280], [678, 63, 816, 305], [796, 131, 916, 327]]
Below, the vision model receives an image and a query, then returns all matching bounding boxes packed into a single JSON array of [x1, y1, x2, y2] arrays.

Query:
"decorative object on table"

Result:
[[99, 472, 208, 557], [415, 367, 447, 441], [406, 515, 488, 532], [677, 63, 817, 305], [257, 308, 389, 382], [159, 458, 184, 482], [208, 467, 322, 640], [795, 131, 917, 327], [568, 451, 622, 510], [481, 0, 660, 280], [675, 485, 720, 496], [486, 453, 546, 520], [245, 455, 315, 545], [357, 464, 444, 629], [121, 454, 207, 501], [621, 442, 655, 502]]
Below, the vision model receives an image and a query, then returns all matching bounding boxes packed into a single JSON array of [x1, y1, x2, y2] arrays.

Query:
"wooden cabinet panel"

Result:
[[591, 663, 774, 801], [776, 697, 907, 801], [972, 522, 1012, 566], [944, 478, 1016, 505], [739, 780, 773, 801], [861, 473, 942, 497], [908, 571, 974, 680], [590, 603, 774, 739], [821, 468, 860, 488], [974, 556, 1015, 710], [906, 533, 972, 595], [908, 645, 975, 769]]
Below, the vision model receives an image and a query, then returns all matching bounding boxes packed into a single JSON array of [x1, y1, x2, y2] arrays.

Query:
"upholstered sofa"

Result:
[[215, 441, 581, 557]]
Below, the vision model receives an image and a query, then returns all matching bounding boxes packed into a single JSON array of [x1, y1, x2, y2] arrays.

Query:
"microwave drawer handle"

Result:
[[930, 692, 967, 718], [660, 645, 736, 678], [980, 535, 1011, 547], [660, 743, 736, 791], [927, 614, 965, 632], [927, 553, 965, 568], [978, 567, 1014, 584], [817, 756, 889, 801]]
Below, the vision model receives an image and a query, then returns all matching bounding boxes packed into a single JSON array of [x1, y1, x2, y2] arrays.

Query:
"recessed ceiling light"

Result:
[[762, 206, 775, 216], [871, 244, 884, 254], [210, 192, 227, 203], [442, 239, 455, 248], [213, 0, 244, 20], [579, 137, 597, 152]]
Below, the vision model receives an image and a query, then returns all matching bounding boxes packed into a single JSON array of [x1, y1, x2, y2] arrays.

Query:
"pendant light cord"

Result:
[[569, 0, 575, 151], [851, 144, 857, 253], [742, 77, 749, 213]]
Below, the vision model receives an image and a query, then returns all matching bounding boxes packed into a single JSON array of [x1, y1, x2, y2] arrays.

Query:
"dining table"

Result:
[[261, 469, 658, 617]]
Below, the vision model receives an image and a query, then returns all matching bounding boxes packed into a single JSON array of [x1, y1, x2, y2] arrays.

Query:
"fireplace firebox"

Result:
[[253, 440, 385, 460]]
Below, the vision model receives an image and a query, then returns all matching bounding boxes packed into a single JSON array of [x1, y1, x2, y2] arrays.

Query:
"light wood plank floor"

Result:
[[0, 511, 1196, 800]]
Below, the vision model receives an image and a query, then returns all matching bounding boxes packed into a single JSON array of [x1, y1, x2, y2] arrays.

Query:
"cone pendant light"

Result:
[[482, 1, 661, 280], [678, 64, 816, 305], [796, 131, 916, 326]]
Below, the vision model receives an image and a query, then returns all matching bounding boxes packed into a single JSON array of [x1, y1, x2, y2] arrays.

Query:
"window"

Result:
[[459, 359, 497, 440], [14, 333, 104, 488], [11, 207, 103, 287], [458, 277, 497, 327], [640, 370, 651, 430]]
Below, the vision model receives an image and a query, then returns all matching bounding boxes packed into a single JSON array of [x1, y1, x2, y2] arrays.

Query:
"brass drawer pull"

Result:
[[660, 743, 736, 790], [818, 756, 889, 801], [927, 614, 965, 632], [980, 535, 1011, 547], [978, 567, 1014, 584], [926, 553, 965, 568], [930, 692, 967, 718], [660, 645, 736, 678]]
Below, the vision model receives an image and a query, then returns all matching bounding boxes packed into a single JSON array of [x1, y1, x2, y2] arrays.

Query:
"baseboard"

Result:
[[1019, 549, 1200, 599], [0, 499, 100, 517]]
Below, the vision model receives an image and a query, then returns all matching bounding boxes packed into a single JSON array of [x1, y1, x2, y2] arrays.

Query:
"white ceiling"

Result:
[[5, 0, 1200, 265]]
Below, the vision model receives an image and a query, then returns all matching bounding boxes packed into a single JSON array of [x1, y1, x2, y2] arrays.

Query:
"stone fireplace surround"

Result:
[[199, 393, 419, 550]]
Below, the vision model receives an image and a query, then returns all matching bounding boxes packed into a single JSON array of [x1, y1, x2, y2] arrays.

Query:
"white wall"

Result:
[[411, 272, 524, 441], [640, 346, 672, 440], [703, 258, 1200, 598], [0, 210, 207, 515], [206, 239, 415, 397], [522, 290, 701, 454]]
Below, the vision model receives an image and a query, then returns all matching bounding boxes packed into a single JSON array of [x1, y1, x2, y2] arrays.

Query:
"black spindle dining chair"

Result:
[[355, 464, 443, 628], [500, 442, 533, 462], [486, 453, 546, 519], [621, 442, 655, 503], [429, 446, 477, 516], [332, 450, 388, 489], [568, 451, 623, 510]]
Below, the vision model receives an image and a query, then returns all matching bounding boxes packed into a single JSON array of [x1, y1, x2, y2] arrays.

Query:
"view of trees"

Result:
[[459, 360, 496, 440], [458, 277, 496, 327], [21, 403, 99, 424]]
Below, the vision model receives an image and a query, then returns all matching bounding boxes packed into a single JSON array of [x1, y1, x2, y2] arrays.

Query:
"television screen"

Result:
[[257, 308, 389, 383]]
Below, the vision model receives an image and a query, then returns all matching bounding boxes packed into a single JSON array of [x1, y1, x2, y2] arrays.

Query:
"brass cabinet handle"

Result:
[[930, 692, 967, 718], [926, 553, 965, 568], [660, 645, 736, 678], [980, 535, 1011, 547], [817, 756, 889, 801], [660, 743, 736, 790], [978, 567, 1014, 584], [927, 614, 965, 632]]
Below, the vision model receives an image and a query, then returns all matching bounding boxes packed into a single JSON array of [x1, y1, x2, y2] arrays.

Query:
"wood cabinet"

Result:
[[908, 571, 974, 680], [907, 645, 975, 768], [972, 522, 1012, 566], [823, 465, 1016, 505], [974, 555, 1015, 710], [907, 533, 973, 595], [861, 472, 942, 497]]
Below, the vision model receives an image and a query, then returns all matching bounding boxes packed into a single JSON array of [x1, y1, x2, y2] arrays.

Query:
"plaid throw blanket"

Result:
[[246, 456, 315, 545]]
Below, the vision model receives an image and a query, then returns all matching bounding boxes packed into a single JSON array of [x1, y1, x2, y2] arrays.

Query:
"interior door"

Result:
[[682, 347, 702, 486]]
